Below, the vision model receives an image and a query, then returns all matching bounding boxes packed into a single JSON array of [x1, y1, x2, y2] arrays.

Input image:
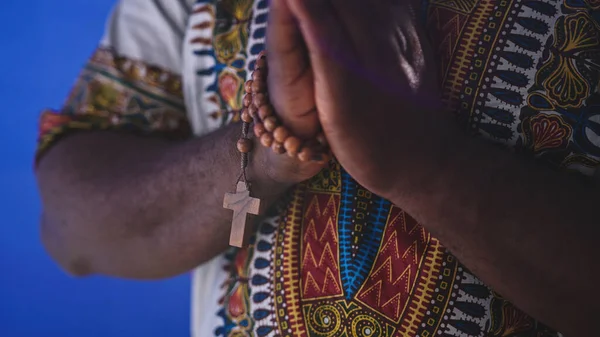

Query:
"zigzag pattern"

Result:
[[301, 194, 342, 299], [431, 0, 477, 13], [427, 9, 466, 85], [441, 0, 495, 109], [355, 208, 430, 323]]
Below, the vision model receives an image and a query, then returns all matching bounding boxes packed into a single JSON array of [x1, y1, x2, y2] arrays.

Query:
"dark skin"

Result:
[[36, 0, 598, 335], [37, 126, 324, 279], [37, 0, 328, 280], [269, 0, 599, 335]]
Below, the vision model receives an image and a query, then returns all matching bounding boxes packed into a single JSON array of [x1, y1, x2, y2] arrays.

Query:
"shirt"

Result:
[[38, 0, 600, 335]]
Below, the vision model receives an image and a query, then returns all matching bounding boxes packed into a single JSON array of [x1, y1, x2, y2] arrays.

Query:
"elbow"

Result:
[[40, 214, 95, 278], [36, 154, 97, 278]]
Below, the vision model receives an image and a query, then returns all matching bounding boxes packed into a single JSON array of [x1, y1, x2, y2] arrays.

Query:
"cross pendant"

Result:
[[223, 181, 261, 247]]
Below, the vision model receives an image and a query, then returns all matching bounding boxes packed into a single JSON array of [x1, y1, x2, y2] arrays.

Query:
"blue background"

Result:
[[0, 1, 191, 336]]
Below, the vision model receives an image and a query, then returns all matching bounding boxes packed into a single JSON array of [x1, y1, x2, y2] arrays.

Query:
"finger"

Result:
[[327, 0, 385, 63], [285, 0, 405, 99], [266, 0, 318, 138], [285, 0, 358, 72], [315, 0, 430, 101], [331, 0, 422, 85], [283, 0, 361, 112]]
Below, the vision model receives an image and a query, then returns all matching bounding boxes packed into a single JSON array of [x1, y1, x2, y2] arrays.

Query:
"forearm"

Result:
[[37, 125, 289, 279], [390, 129, 599, 335]]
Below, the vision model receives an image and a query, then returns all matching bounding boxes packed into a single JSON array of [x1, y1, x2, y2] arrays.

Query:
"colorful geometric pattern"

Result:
[[205, 0, 600, 336], [192, 0, 253, 126]]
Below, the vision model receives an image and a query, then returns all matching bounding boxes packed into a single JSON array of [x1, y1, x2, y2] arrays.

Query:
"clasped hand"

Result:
[[264, 0, 456, 200]]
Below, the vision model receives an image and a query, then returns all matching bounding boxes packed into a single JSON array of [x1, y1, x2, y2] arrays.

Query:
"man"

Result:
[[36, 0, 599, 336]]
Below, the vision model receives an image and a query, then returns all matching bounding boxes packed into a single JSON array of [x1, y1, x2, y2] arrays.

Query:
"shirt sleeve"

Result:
[[36, 0, 196, 161]]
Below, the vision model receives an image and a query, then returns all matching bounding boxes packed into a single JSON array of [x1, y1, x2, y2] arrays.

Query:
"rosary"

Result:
[[223, 51, 330, 247]]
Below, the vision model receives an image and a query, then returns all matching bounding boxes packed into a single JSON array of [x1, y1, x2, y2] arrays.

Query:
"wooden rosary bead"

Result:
[[258, 104, 273, 120], [244, 80, 253, 94], [256, 57, 267, 69], [260, 132, 274, 147], [271, 141, 285, 154], [273, 126, 289, 143], [251, 80, 266, 93], [253, 93, 267, 108], [237, 138, 253, 153], [283, 136, 301, 156], [253, 122, 266, 138], [246, 49, 330, 163], [240, 109, 253, 123], [252, 69, 265, 82], [248, 104, 258, 118], [298, 147, 314, 162], [263, 116, 278, 132], [243, 94, 252, 107]]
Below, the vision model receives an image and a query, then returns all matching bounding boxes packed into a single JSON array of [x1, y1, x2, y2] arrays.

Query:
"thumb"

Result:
[[266, 0, 318, 139]]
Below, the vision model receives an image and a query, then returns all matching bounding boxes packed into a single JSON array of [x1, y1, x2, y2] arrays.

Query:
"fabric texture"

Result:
[[36, 0, 195, 161], [37, 0, 600, 336], [203, 0, 598, 336]]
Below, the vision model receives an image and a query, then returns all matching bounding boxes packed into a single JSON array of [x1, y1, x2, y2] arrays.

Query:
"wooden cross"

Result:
[[223, 181, 261, 247]]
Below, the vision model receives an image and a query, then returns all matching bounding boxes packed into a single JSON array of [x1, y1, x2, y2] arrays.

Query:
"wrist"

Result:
[[386, 116, 467, 206], [249, 137, 295, 200]]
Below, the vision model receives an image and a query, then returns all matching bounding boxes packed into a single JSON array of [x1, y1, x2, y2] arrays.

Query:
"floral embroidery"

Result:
[[522, 113, 572, 152], [536, 12, 600, 108]]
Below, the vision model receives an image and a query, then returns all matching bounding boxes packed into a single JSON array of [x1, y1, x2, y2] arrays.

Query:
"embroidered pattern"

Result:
[[192, 0, 252, 126], [517, 2, 600, 174], [36, 47, 190, 159]]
